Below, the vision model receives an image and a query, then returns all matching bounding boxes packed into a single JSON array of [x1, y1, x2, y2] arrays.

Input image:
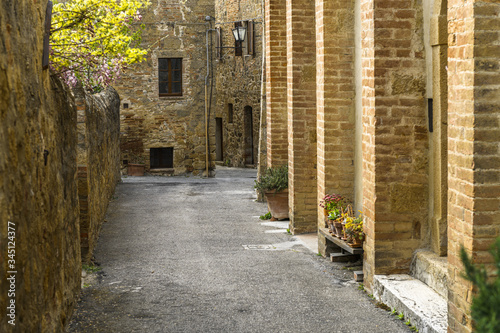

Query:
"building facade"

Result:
[[214, 0, 264, 168], [264, 0, 500, 332], [115, 0, 216, 176]]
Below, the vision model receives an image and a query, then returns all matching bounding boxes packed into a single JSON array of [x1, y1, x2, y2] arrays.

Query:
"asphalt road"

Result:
[[67, 167, 410, 333]]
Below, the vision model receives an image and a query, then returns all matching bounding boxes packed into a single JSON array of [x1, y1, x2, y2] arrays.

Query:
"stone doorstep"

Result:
[[411, 250, 448, 299], [373, 274, 447, 333]]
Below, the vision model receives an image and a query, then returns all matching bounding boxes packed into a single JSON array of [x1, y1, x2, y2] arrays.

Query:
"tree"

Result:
[[50, 0, 150, 92], [460, 237, 500, 332]]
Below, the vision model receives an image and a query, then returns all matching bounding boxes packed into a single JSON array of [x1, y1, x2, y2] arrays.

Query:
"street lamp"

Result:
[[232, 25, 247, 42]]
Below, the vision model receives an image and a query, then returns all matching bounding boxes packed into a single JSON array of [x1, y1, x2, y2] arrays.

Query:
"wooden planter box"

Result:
[[127, 163, 145, 176]]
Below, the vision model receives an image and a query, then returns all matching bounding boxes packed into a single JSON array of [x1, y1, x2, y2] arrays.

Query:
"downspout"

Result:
[[256, 0, 266, 200], [205, 23, 210, 178]]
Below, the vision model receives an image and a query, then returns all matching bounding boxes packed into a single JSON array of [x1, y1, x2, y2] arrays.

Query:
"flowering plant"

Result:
[[344, 211, 364, 242], [319, 194, 345, 212], [328, 208, 342, 221], [50, 0, 151, 92]]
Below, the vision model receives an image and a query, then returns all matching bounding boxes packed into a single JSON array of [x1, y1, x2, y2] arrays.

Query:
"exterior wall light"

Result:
[[232, 25, 247, 42]]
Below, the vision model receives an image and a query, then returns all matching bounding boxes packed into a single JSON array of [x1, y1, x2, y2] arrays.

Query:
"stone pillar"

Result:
[[447, 1, 500, 331], [316, 0, 356, 231], [286, 0, 317, 234], [430, 0, 448, 256], [265, 0, 288, 167], [361, 0, 428, 289]]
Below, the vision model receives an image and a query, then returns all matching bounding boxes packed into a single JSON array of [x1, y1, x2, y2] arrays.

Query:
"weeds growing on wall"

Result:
[[460, 237, 500, 333]]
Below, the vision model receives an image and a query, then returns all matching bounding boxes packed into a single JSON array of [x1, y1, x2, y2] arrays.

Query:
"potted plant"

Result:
[[127, 152, 146, 176], [344, 212, 364, 247], [327, 208, 342, 235], [319, 193, 345, 229], [254, 165, 289, 220]]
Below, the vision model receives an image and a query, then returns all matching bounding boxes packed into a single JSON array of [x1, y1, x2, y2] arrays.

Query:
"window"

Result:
[[159, 58, 182, 96], [150, 148, 174, 169]]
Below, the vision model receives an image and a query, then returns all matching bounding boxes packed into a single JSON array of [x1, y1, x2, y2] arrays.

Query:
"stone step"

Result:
[[373, 274, 447, 333], [410, 250, 448, 299]]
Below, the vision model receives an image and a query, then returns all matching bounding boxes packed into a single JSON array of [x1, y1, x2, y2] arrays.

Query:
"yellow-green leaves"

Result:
[[50, 0, 150, 92]]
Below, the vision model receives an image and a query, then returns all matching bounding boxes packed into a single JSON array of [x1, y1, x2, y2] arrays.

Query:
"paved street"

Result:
[[67, 167, 410, 333]]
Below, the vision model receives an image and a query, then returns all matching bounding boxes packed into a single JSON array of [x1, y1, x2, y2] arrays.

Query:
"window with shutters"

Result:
[[150, 147, 174, 169], [158, 58, 182, 96]]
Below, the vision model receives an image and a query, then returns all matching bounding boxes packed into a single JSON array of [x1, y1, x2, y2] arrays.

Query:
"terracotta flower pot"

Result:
[[265, 189, 289, 220], [348, 234, 364, 248], [334, 221, 344, 238]]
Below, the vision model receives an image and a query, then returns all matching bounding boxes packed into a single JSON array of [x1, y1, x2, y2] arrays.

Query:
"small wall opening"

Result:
[[215, 117, 223, 161], [150, 147, 173, 169], [228, 103, 234, 123]]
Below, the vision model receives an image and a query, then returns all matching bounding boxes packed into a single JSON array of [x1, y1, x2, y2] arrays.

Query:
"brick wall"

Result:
[[286, 0, 318, 234], [265, 0, 288, 167], [447, 1, 500, 331], [361, 0, 429, 289], [316, 0, 356, 229]]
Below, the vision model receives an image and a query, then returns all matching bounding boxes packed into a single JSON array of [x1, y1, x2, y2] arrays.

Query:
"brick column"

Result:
[[361, 0, 428, 289], [265, 0, 288, 167], [316, 0, 356, 230], [286, 0, 317, 234], [447, 1, 500, 331]]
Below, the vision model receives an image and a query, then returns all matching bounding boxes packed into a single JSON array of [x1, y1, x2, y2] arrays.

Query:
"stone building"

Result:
[[213, 0, 264, 168], [114, 0, 216, 176], [115, 0, 265, 175], [263, 0, 500, 332]]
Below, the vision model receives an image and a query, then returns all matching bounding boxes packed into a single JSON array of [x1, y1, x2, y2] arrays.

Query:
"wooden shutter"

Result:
[[42, 1, 53, 69], [246, 21, 254, 56], [216, 27, 222, 60]]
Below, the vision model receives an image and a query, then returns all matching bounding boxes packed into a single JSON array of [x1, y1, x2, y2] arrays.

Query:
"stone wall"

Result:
[[214, 0, 263, 168], [0, 0, 123, 330], [0, 1, 81, 331], [114, 0, 216, 176], [75, 87, 121, 263]]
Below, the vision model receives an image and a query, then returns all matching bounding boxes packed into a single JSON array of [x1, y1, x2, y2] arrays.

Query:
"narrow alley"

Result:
[[67, 167, 410, 333]]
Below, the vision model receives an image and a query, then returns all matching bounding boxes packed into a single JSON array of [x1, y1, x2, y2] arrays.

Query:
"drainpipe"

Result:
[[256, 0, 266, 201], [205, 23, 210, 178], [204, 17, 216, 178]]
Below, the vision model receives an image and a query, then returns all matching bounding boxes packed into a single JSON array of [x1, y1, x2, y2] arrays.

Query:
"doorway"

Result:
[[244, 106, 254, 165], [215, 117, 223, 162]]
